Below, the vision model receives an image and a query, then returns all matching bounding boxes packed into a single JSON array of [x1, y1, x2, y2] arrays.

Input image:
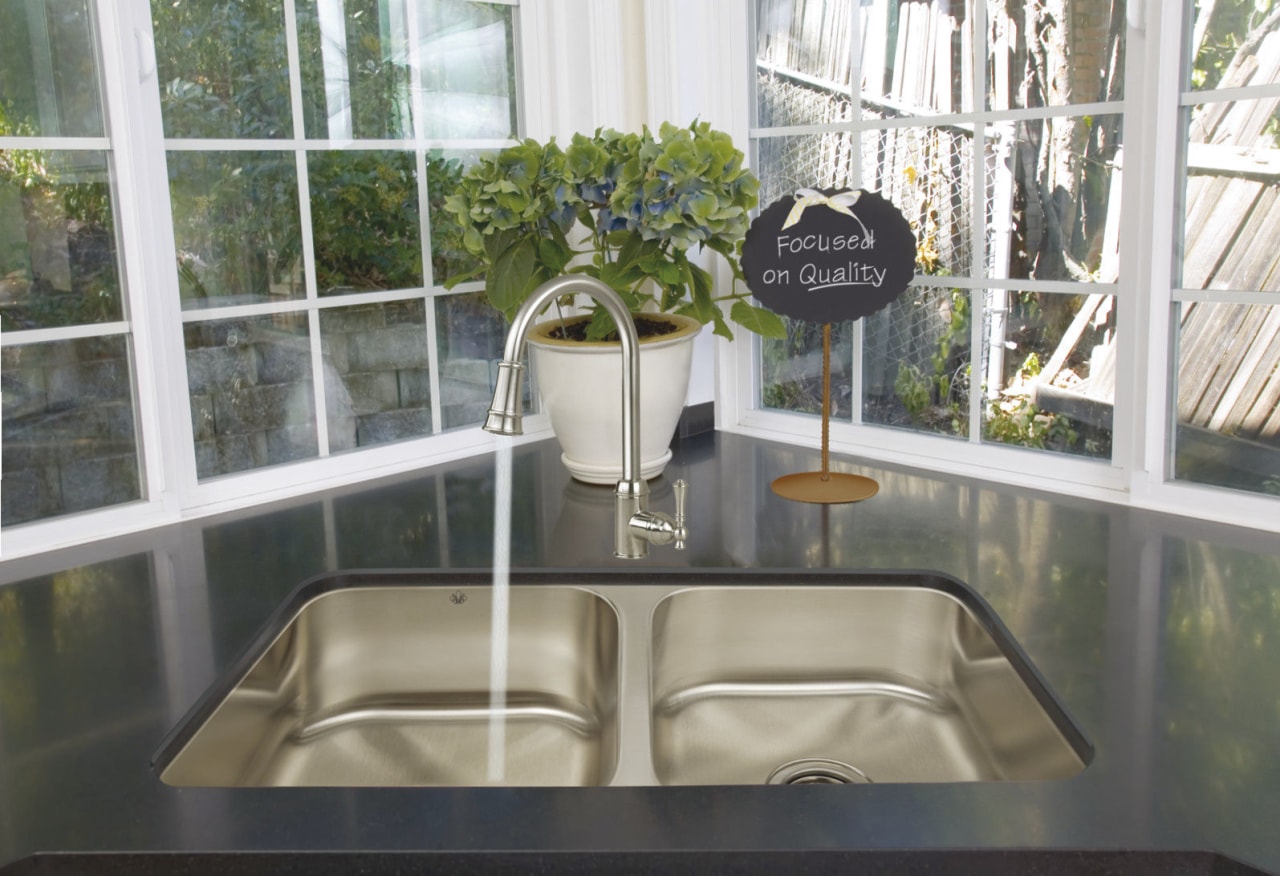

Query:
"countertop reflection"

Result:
[[1, 431, 1278, 872]]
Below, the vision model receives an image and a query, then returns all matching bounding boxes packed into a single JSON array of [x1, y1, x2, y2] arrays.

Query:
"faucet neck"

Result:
[[494, 276, 642, 485]]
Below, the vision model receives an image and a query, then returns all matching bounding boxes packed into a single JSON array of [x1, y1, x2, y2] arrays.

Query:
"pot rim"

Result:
[[526, 312, 702, 350]]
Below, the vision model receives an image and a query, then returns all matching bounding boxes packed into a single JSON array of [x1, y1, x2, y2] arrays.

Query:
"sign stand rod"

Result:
[[771, 321, 879, 504]]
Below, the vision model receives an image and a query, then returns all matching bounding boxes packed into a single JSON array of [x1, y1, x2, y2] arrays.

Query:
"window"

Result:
[[750, 0, 1124, 463], [737, 0, 1279, 522], [1172, 1, 1280, 500], [1, 0, 144, 526], [2, 0, 529, 546], [152, 0, 518, 479]]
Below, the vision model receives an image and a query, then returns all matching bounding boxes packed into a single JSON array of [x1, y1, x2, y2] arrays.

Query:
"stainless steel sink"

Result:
[[649, 583, 1089, 785], [156, 570, 1089, 787], [158, 581, 619, 787]]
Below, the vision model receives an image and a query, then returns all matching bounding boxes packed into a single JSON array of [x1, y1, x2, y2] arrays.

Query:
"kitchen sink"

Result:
[[156, 569, 1089, 787], [158, 581, 620, 787], [649, 583, 1089, 785]]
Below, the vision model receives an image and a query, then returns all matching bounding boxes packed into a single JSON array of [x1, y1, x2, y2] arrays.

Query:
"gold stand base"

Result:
[[771, 471, 879, 504]]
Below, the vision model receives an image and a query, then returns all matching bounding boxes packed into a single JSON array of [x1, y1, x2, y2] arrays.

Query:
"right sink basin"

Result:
[[648, 581, 1091, 785]]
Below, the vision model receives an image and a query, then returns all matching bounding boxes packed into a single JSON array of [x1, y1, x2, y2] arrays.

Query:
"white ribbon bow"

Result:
[[781, 188, 863, 230]]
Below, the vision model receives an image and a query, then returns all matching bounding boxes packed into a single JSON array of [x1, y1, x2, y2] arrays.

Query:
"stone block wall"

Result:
[[2, 336, 141, 526]]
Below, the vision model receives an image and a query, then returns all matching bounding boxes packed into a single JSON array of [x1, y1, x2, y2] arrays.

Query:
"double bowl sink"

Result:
[[156, 569, 1091, 787]]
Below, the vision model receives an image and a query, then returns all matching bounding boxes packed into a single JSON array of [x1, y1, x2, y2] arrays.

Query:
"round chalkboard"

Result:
[[741, 188, 916, 323]]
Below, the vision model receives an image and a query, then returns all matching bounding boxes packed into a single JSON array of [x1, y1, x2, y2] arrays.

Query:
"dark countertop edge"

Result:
[[2, 848, 1274, 876]]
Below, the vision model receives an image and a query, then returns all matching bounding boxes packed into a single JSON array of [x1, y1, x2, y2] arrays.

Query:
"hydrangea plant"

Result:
[[443, 121, 785, 341]]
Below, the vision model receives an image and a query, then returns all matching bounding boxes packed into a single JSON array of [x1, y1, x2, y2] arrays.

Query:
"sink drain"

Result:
[[766, 758, 872, 785]]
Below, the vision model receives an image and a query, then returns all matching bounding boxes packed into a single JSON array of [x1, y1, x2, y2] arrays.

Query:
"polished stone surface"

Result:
[[1, 432, 1279, 871]]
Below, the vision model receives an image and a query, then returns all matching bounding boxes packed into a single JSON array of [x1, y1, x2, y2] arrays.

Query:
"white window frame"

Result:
[[707, 0, 1279, 534], [3, 0, 651, 561]]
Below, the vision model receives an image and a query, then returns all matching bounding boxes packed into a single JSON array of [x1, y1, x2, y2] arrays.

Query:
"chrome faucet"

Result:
[[484, 275, 689, 559]]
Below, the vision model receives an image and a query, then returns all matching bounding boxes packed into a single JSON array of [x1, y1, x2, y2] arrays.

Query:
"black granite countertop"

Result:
[[1, 431, 1278, 873]]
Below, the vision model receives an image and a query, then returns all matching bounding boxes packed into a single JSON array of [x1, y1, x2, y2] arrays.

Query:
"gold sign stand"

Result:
[[771, 323, 879, 504]]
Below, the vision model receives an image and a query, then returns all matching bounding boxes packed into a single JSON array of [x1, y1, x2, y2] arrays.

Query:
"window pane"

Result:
[[760, 317, 853, 418], [755, 0, 854, 128], [310, 150, 422, 295], [1173, 302, 1280, 496], [862, 285, 969, 438], [2, 336, 143, 525], [986, 0, 1125, 111], [982, 290, 1114, 459], [999, 114, 1124, 284], [168, 151, 304, 309], [863, 0, 975, 116], [186, 313, 318, 478], [297, 0, 414, 140], [429, 151, 482, 285], [436, 290, 513, 430], [0, 0, 104, 137], [0, 149, 122, 330], [320, 300, 431, 451], [1187, 0, 1278, 92], [416, 0, 517, 139], [866, 125, 976, 278], [1181, 99, 1280, 292], [755, 132, 860, 208], [151, 0, 294, 139]]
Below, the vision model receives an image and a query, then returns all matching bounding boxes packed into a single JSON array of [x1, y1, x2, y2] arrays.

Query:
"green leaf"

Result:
[[584, 306, 620, 341], [730, 301, 787, 338], [538, 237, 572, 275], [711, 308, 734, 340], [487, 237, 537, 319]]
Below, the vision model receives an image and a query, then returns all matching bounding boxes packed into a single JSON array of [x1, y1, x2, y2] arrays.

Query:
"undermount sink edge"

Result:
[[155, 568, 1092, 788]]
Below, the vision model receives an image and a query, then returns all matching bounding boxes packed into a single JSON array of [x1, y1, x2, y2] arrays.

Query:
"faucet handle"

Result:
[[673, 478, 688, 550]]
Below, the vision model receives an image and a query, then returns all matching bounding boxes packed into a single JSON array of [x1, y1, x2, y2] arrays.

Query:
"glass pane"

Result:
[[865, 125, 976, 278], [986, 0, 1124, 111], [755, 0, 854, 128], [862, 285, 969, 438], [760, 317, 853, 418], [0, 149, 122, 330], [429, 150, 482, 285], [151, 0, 293, 139], [981, 290, 1114, 459], [998, 114, 1123, 283], [2, 336, 143, 525], [297, 0, 413, 140], [755, 133, 860, 208], [862, 0, 976, 116], [309, 150, 422, 295], [1181, 100, 1280, 292], [417, 0, 517, 139], [1173, 302, 1280, 495], [185, 313, 318, 478], [168, 151, 304, 309], [319, 300, 431, 451], [0, 0, 104, 137], [1187, 0, 1279, 92], [436, 290, 514, 429]]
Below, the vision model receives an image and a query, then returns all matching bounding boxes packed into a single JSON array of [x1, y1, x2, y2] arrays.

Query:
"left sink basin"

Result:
[[157, 580, 620, 787]]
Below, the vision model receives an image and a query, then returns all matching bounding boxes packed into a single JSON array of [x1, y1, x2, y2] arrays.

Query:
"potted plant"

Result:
[[444, 120, 784, 482]]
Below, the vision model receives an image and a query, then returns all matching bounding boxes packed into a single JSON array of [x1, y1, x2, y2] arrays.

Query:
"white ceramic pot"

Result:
[[527, 313, 701, 484]]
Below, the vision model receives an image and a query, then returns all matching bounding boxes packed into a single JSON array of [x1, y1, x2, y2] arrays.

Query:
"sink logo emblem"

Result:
[[449, 590, 468, 605]]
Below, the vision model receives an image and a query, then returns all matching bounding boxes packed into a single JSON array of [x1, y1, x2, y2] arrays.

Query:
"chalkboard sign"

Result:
[[741, 187, 916, 324]]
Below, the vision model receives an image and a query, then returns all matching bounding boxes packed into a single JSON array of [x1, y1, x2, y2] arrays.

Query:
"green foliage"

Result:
[[443, 121, 782, 341], [894, 364, 933, 424]]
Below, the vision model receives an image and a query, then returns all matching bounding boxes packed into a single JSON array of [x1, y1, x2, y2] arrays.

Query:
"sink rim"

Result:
[[153, 567, 1094, 784]]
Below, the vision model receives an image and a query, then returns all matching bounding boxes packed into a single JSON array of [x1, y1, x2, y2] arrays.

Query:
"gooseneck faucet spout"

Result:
[[483, 275, 688, 559]]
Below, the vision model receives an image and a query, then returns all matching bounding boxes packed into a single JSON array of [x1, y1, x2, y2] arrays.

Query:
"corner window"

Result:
[[1172, 1, 1280, 498], [1, 0, 145, 526], [152, 0, 519, 479], [751, 0, 1124, 461]]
